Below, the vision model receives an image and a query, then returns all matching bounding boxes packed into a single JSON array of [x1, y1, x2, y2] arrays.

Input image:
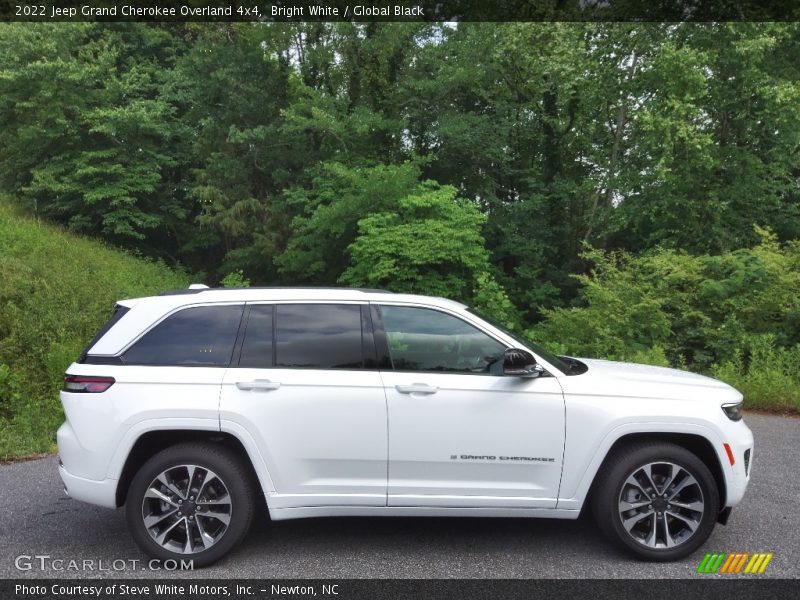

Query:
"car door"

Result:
[[375, 304, 565, 509], [219, 302, 388, 509]]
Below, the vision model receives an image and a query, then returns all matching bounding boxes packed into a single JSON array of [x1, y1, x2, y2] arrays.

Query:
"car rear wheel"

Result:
[[591, 442, 720, 561], [125, 442, 255, 567]]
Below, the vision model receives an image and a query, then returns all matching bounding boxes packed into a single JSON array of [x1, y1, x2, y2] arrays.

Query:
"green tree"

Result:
[[338, 177, 507, 308], [277, 161, 424, 283], [0, 24, 190, 254], [608, 23, 800, 252], [164, 23, 298, 281]]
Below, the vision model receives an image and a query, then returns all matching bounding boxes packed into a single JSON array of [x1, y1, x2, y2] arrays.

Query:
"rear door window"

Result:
[[274, 304, 364, 369]]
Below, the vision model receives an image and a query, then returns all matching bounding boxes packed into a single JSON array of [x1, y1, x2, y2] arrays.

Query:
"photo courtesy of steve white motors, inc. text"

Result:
[[15, 583, 338, 597], [16, 3, 425, 18]]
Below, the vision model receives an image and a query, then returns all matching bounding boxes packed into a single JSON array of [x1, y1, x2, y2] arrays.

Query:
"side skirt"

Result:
[[268, 505, 581, 521]]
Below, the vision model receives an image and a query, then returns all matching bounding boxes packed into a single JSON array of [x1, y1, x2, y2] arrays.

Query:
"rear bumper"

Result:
[[58, 463, 118, 509], [57, 420, 115, 481]]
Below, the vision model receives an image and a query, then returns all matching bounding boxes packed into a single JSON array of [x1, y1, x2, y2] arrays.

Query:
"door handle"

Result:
[[236, 379, 281, 391], [395, 383, 438, 395]]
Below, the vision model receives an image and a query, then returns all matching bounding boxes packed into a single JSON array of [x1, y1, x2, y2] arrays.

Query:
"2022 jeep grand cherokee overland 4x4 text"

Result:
[[58, 286, 753, 566]]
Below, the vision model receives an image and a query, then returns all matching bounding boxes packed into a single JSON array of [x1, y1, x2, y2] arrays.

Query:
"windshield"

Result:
[[466, 309, 571, 374]]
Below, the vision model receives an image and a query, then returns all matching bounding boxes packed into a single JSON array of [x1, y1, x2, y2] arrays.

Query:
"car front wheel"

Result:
[[125, 442, 256, 567], [591, 442, 720, 561]]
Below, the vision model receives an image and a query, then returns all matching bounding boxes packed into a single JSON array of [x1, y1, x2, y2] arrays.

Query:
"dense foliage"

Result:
[[2, 23, 798, 305], [531, 229, 800, 411], [1, 22, 800, 449]]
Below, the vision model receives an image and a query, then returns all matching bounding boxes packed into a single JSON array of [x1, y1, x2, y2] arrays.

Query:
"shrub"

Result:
[[530, 228, 800, 411], [220, 269, 251, 288], [713, 335, 800, 412]]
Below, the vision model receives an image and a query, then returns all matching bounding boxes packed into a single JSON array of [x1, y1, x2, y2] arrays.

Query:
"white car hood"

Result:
[[559, 357, 740, 403], [578, 358, 729, 388]]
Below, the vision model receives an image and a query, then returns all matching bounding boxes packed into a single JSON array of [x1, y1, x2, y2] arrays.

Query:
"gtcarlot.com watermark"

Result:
[[15, 554, 193, 572]]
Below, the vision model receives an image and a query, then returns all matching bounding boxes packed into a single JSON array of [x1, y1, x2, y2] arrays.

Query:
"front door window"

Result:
[[380, 305, 506, 374]]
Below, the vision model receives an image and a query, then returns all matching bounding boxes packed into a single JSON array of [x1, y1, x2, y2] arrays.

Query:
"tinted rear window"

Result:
[[274, 304, 363, 369], [124, 305, 244, 366]]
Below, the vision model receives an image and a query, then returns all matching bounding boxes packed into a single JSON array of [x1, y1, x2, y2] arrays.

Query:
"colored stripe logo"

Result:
[[696, 552, 773, 574]]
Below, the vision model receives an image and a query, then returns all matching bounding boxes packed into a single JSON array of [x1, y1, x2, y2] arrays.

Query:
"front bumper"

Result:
[[721, 420, 754, 508]]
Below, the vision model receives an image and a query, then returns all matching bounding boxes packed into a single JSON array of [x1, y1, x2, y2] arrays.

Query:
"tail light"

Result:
[[63, 374, 115, 393]]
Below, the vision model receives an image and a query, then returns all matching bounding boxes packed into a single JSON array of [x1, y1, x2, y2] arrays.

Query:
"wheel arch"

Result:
[[584, 432, 727, 512], [115, 429, 266, 508]]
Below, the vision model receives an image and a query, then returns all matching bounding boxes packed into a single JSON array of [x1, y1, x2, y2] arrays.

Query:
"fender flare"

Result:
[[556, 421, 730, 510], [106, 417, 277, 505]]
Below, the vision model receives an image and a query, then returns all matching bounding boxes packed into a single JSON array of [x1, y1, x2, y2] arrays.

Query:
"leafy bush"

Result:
[[0, 201, 188, 458], [220, 270, 251, 288], [713, 335, 800, 412], [531, 228, 800, 411]]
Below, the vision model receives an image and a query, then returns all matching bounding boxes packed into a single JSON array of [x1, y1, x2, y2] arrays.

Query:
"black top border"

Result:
[[2, 0, 800, 22]]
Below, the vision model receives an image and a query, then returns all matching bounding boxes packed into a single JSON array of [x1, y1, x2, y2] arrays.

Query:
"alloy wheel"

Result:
[[617, 461, 705, 549], [141, 464, 233, 554]]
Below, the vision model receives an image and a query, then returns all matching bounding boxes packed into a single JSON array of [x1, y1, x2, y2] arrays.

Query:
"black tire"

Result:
[[591, 442, 719, 561], [125, 442, 256, 568]]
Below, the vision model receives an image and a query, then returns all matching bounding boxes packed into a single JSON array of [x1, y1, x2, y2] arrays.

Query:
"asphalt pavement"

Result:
[[1, 413, 797, 579]]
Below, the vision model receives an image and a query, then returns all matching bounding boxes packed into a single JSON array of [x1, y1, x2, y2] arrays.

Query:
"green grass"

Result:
[[0, 200, 188, 459]]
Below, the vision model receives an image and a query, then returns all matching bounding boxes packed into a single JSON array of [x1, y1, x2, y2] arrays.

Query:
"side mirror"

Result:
[[503, 348, 543, 378]]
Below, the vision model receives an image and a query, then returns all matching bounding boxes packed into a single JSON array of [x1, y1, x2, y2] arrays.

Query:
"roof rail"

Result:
[[157, 286, 395, 297], [158, 288, 208, 296]]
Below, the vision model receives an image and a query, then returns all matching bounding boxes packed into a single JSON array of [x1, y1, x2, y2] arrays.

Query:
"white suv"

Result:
[[58, 287, 753, 566]]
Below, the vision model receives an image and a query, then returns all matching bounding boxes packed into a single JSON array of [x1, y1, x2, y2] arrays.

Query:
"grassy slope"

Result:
[[0, 202, 188, 458]]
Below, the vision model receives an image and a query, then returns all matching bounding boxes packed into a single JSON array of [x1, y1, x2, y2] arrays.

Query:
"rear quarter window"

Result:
[[79, 304, 130, 362], [123, 305, 244, 367]]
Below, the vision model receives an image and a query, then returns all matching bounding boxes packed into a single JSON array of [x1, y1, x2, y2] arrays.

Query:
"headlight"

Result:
[[722, 401, 743, 421]]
